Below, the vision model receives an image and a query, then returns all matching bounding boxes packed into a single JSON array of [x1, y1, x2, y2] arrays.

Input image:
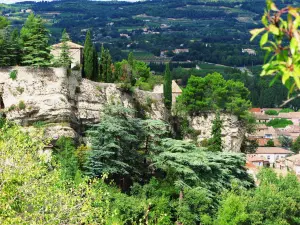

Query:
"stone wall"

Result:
[[0, 67, 245, 152]]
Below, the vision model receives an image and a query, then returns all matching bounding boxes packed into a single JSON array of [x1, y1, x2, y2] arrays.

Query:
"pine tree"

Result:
[[208, 111, 223, 152], [163, 63, 172, 110], [83, 30, 93, 79], [57, 29, 72, 67], [20, 13, 52, 67]]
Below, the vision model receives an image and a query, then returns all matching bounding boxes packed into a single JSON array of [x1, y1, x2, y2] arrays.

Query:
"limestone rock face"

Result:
[[189, 113, 246, 152], [0, 67, 166, 135], [0, 67, 245, 152]]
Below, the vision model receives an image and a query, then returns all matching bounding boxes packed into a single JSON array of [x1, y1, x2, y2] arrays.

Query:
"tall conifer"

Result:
[[20, 13, 52, 67], [163, 63, 172, 110], [83, 30, 93, 79]]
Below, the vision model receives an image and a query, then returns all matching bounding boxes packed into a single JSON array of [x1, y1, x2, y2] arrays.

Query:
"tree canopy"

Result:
[[178, 72, 251, 117]]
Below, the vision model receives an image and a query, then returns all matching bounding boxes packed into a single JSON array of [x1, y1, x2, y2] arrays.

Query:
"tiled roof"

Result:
[[256, 147, 293, 154], [250, 108, 261, 113], [52, 41, 83, 49]]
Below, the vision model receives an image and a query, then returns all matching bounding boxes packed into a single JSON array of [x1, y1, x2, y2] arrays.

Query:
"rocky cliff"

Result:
[[0, 67, 245, 152]]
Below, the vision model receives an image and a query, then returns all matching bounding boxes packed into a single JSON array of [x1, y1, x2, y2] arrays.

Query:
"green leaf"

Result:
[[290, 37, 298, 55], [250, 28, 265, 41], [269, 24, 280, 35], [260, 32, 269, 47]]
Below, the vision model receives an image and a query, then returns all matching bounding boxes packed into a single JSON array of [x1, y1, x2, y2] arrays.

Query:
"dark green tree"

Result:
[[266, 139, 275, 147], [85, 105, 145, 185], [20, 13, 52, 67], [208, 111, 223, 152], [163, 63, 172, 110], [278, 135, 293, 148], [83, 30, 93, 79], [291, 136, 300, 154], [99, 46, 113, 82], [55, 29, 72, 67], [91, 46, 99, 81]]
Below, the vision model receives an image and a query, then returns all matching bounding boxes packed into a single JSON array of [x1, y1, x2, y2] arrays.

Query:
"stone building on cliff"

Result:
[[51, 41, 83, 68]]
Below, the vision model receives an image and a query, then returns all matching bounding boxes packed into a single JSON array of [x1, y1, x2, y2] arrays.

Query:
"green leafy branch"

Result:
[[251, 0, 300, 104]]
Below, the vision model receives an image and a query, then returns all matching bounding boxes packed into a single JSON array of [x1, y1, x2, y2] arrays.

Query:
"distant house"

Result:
[[51, 41, 83, 68], [120, 33, 130, 39], [153, 80, 182, 103], [247, 155, 269, 167], [248, 147, 293, 164], [173, 49, 189, 54], [242, 48, 256, 55]]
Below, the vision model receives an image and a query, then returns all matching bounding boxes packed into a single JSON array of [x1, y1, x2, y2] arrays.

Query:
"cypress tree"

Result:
[[208, 111, 223, 152], [99, 44, 105, 81], [20, 13, 52, 67], [106, 49, 113, 82], [83, 30, 93, 79], [99, 46, 113, 83], [91, 46, 99, 81], [163, 63, 172, 110]]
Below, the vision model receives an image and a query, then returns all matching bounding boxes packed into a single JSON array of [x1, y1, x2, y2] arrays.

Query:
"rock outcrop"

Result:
[[0, 67, 245, 152], [189, 113, 245, 152]]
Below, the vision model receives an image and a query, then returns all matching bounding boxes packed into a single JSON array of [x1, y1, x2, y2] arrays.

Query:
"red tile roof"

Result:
[[256, 147, 293, 154]]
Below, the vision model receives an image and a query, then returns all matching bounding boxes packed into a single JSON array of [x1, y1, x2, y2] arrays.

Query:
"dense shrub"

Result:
[[279, 108, 295, 113], [265, 109, 279, 115], [266, 118, 293, 128]]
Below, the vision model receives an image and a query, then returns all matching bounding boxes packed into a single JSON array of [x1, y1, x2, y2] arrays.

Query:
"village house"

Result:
[[248, 147, 293, 165], [247, 155, 269, 167], [153, 80, 182, 103], [242, 48, 256, 55], [51, 41, 83, 68], [173, 49, 189, 54]]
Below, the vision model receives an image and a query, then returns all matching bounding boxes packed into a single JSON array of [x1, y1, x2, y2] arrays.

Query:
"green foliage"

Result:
[[20, 13, 52, 67], [240, 138, 258, 154], [251, 0, 300, 97], [280, 108, 295, 113], [265, 109, 279, 115], [291, 136, 300, 154], [215, 168, 300, 225], [99, 45, 113, 82], [163, 63, 172, 110], [208, 111, 223, 152], [266, 118, 293, 128], [54, 137, 79, 181], [18, 100, 26, 110], [265, 139, 275, 147], [53, 29, 72, 67], [85, 105, 145, 180], [9, 70, 17, 80], [178, 73, 251, 117], [0, 16, 9, 29], [278, 135, 293, 148], [83, 30, 94, 79], [32, 121, 46, 128]]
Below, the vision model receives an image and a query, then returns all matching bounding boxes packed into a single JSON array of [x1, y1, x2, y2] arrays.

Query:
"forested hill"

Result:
[[1, 0, 298, 66]]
